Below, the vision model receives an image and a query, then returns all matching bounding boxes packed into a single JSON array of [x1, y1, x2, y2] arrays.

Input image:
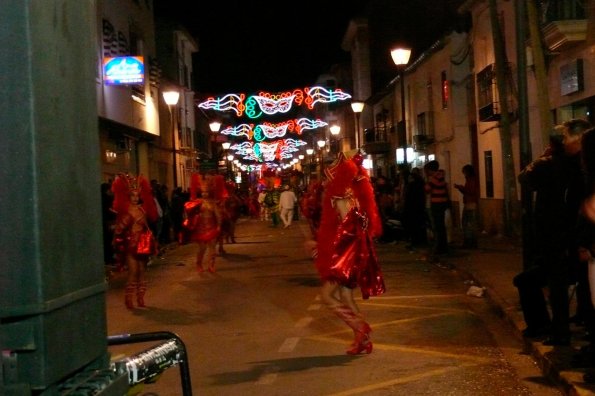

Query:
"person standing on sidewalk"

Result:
[[571, 127, 595, 375], [402, 167, 428, 251], [517, 119, 591, 346], [424, 160, 451, 256], [279, 184, 297, 228], [454, 164, 479, 249], [315, 151, 385, 355], [513, 134, 565, 338]]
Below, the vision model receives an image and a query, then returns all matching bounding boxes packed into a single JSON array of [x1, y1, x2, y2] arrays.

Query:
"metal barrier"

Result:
[[107, 331, 193, 396]]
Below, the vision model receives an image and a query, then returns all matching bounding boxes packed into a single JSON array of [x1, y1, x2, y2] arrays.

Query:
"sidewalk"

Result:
[[439, 232, 595, 396]]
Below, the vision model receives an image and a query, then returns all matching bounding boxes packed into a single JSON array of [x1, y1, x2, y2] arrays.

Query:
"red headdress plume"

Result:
[[110, 173, 159, 223], [213, 174, 228, 200], [138, 175, 159, 223], [189, 172, 202, 200], [111, 173, 131, 216]]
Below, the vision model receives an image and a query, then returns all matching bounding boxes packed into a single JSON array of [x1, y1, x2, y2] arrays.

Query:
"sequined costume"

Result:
[[111, 174, 159, 309], [113, 208, 151, 256], [185, 199, 221, 243], [314, 151, 385, 355], [315, 152, 385, 299], [185, 172, 224, 272]]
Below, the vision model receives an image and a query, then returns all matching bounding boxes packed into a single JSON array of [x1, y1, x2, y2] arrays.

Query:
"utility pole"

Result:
[[527, 0, 553, 144], [516, 0, 534, 270], [488, 0, 521, 237]]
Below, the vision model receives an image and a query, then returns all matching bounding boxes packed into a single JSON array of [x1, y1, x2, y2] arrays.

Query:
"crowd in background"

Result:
[[100, 161, 481, 272]]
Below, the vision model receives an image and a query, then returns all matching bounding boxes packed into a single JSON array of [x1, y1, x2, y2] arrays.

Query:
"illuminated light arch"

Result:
[[197, 86, 351, 118], [218, 118, 327, 141], [231, 138, 306, 163]]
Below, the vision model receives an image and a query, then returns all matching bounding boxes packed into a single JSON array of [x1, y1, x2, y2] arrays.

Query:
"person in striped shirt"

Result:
[[424, 160, 451, 256]]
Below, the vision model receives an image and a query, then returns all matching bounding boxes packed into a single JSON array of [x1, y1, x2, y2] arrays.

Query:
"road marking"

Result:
[[326, 362, 481, 396], [295, 316, 313, 327], [256, 366, 280, 385], [256, 373, 278, 385], [278, 337, 299, 352]]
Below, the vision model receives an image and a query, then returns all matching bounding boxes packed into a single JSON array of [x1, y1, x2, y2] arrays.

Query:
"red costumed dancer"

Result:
[[112, 174, 159, 309], [315, 151, 385, 354], [184, 173, 223, 273]]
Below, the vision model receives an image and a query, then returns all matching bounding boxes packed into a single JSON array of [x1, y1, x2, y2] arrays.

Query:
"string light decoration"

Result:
[[230, 138, 306, 163], [198, 85, 352, 169], [198, 86, 352, 119], [219, 118, 328, 140]]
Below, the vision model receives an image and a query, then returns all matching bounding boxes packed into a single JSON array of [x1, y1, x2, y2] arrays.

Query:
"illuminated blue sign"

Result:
[[103, 56, 144, 85]]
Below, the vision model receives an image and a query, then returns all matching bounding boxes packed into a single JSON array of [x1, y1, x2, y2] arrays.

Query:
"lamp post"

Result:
[[209, 120, 221, 167], [306, 148, 314, 183], [222, 142, 231, 180], [390, 46, 411, 165], [350, 101, 364, 149], [316, 139, 326, 177], [330, 124, 341, 155], [209, 120, 221, 133], [163, 90, 180, 188]]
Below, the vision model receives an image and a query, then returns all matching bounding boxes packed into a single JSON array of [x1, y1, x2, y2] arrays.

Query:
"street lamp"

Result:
[[330, 124, 341, 136], [391, 46, 411, 165], [350, 101, 364, 149], [163, 90, 180, 188], [222, 142, 231, 180], [306, 148, 315, 183], [330, 124, 341, 155], [209, 120, 221, 133], [317, 139, 326, 177]]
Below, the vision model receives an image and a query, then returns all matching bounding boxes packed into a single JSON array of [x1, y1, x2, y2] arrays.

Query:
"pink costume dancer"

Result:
[[315, 151, 385, 354]]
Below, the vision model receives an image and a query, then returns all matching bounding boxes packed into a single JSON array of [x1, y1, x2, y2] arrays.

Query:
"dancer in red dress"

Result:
[[112, 174, 159, 309], [315, 151, 385, 354], [184, 173, 223, 273]]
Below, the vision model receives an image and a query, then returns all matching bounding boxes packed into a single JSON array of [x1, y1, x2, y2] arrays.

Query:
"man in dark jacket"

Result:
[[515, 119, 591, 345]]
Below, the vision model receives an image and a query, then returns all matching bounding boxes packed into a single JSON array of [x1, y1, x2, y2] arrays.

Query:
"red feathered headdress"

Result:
[[111, 173, 158, 223]]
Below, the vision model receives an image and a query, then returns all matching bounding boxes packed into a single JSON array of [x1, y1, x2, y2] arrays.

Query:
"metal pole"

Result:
[[400, 69, 408, 165], [170, 105, 178, 188], [515, 0, 533, 270], [355, 112, 360, 149]]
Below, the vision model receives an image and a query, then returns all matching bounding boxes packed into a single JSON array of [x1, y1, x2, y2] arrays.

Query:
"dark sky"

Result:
[[155, 0, 466, 96]]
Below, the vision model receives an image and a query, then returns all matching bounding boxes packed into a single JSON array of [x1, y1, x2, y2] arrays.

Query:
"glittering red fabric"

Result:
[[315, 154, 385, 299]]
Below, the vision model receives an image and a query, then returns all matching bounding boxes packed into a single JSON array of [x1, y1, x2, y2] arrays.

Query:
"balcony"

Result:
[[413, 134, 435, 150], [542, 20, 587, 51], [363, 128, 390, 154], [542, 0, 587, 51]]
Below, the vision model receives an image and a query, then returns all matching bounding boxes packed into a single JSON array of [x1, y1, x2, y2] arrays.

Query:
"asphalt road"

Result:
[[105, 217, 562, 396]]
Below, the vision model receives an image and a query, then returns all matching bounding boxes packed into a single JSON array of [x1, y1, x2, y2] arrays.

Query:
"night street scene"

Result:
[[1, 0, 595, 395]]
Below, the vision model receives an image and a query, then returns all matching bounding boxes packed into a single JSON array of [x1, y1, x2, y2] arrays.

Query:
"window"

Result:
[[441, 71, 449, 109]]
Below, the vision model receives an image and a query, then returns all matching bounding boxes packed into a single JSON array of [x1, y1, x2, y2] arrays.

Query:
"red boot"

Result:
[[346, 323, 373, 355], [333, 305, 373, 355], [124, 282, 137, 309], [136, 281, 147, 307]]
